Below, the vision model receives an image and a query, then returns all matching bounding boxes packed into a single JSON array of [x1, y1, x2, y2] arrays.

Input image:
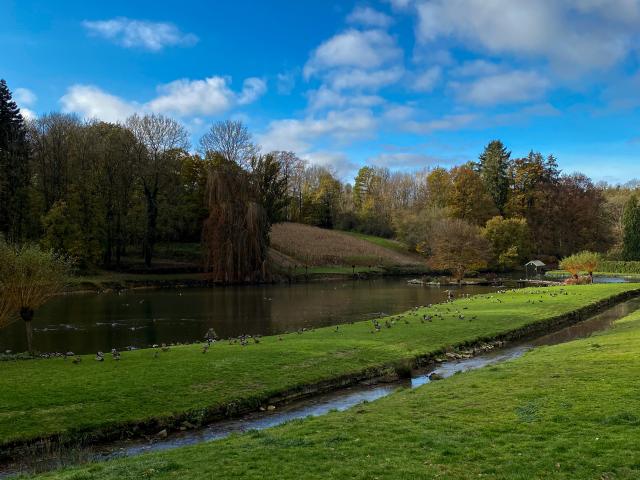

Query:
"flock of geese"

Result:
[[54, 287, 570, 365]]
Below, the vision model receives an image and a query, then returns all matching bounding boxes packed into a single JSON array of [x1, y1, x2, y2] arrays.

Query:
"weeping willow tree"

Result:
[[203, 159, 269, 283], [0, 239, 71, 353]]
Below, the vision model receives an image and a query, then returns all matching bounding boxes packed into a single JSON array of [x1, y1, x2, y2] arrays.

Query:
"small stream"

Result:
[[2, 296, 639, 478]]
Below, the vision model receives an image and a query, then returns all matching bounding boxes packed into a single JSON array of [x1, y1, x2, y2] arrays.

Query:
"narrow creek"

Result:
[[2, 296, 639, 478]]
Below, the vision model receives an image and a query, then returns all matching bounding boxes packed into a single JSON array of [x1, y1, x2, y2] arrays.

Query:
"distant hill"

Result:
[[269, 223, 425, 270]]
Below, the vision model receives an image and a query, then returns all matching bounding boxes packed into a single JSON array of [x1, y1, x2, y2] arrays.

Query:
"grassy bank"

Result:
[[0, 284, 637, 453], [33, 287, 640, 480]]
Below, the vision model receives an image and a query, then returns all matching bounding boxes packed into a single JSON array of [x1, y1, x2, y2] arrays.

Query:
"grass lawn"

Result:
[[342, 231, 411, 255], [33, 288, 640, 480], [1, 284, 638, 451]]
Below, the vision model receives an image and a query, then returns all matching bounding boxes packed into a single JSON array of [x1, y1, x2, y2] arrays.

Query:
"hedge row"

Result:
[[599, 260, 640, 274]]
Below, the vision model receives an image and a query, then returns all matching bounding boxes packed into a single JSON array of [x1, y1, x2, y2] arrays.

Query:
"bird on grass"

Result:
[[111, 349, 121, 360], [95, 352, 104, 362], [204, 328, 219, 342]]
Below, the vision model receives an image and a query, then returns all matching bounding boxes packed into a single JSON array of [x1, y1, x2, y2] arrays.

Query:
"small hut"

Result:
[[525, 260, 546, 279]]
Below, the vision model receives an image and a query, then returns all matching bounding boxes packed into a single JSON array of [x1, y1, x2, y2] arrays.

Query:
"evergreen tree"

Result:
[[622, 194, 640, 260], [478, 140, 510, 214], [0, 79, 30, 240]]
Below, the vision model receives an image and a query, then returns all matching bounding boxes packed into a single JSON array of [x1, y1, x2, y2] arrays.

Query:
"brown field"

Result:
[[270, 222, 424, 267]]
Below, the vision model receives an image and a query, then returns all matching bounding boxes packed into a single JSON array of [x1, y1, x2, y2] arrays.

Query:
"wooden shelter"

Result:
[[525, 260, 546, 278]]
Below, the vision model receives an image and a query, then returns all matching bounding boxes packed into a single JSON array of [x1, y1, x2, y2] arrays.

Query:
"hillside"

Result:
[[269, 223, 424, 270]]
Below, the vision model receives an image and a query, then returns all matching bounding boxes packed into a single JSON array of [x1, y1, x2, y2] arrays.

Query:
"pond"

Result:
[[0, 279, 507, 355]]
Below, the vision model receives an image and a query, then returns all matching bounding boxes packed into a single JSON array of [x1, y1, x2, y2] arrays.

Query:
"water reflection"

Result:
[[0, 280, 504, 354]]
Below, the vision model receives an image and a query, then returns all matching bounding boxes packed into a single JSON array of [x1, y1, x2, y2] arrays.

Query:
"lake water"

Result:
[[0, 279, 505, 354]]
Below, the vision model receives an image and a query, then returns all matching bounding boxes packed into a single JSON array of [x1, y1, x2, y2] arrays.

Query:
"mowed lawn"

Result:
[[1, 284, 637, 449], [34, 289, 640, 480]]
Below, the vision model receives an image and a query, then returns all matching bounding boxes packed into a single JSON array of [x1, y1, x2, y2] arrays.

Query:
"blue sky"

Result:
[[3, 0, 640, 182]]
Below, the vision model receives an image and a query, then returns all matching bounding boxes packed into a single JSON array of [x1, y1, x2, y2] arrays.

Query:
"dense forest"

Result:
[[2, 78, 640, 280]]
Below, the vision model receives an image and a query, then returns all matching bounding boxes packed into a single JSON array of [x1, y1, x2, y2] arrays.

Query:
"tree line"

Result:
[[1, 78, 639, 280]]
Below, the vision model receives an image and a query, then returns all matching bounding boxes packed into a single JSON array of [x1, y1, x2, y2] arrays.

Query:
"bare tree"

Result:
[[126, 114, 189, 267], [199, 120, 256, 169]]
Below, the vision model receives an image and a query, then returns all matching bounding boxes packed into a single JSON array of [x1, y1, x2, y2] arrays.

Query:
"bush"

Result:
[[560, 251, 600, 282]]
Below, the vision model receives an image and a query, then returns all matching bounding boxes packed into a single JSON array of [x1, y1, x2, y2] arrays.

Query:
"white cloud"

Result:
[[304, 151, 359, 179], [14, 87, 37, 106], [20, 108, 36, 121], [383, 105, 415, 122], [237, 77, 268, 105], [60, 76, 266, 121], [276, 71, 297, 94], [82, 17, 198, 51], [307, 86, 384, 111], [347, 6, 393, 28], [403, 113, 478, 134], [411, 66, 442, 92], [304, 29, 402, 78], [414, 0, 640, 72], [259, 109, 377, 153], [385, 0, 414, 10], [450, 60, 503, 78], [452, 70, 550, 106], [326, 66, 404, 91], [490, 103, 560, 125], [368, 151, 444, 169], [146, 77, 234, 116], [61, 85, 137, 122], [13, 87, 37, 119]]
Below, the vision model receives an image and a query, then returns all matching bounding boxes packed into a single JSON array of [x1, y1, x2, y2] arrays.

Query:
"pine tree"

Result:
[[0, 79, 30, 240], [478, 140, 510, 215], [622, 194, 640, 261]]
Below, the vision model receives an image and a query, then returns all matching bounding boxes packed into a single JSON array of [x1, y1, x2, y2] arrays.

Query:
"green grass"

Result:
[[34, 290, 640, 480], [342, 231, 411, 254], [1, 284, 637, 451]]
